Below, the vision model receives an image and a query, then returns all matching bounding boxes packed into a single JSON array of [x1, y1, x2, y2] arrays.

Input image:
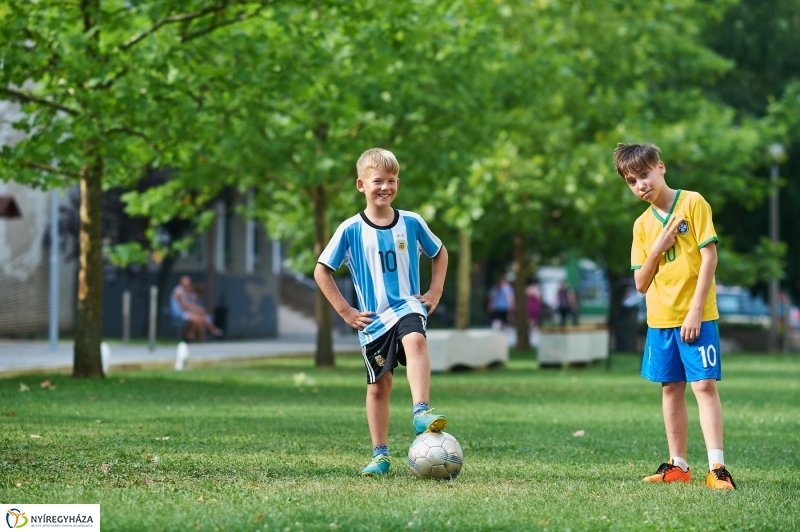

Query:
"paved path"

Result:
[[0, 333, 361, 375]]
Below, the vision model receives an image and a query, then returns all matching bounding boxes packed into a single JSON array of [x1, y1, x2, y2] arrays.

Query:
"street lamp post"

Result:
[[768, 143, 785, 352]]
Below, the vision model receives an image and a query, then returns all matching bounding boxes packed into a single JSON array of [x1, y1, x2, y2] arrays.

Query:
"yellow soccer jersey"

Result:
[[631, 189, 719, 328]]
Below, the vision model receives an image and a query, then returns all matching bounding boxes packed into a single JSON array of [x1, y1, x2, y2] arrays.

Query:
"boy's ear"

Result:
[[356, 177, 365, 192], [658, 160, 666, 174]]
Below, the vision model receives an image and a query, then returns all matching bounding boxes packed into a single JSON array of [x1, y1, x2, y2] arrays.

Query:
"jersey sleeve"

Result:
[[690, 195, 719, 249], [631, 219, 646, 270], [318, 222, 350, 270], [414, 215, 443, 258]]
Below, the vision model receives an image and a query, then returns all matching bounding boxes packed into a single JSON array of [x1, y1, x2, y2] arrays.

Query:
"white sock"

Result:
[[670, 456, 689, 472], [708, 449, 724, 470]]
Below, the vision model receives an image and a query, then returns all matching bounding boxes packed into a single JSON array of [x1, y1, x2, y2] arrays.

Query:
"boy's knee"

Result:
[[401, 332, 427, 353], [661, 381, 686, 396], [368, 374, 392, 398], [691, 379, 718, 396]]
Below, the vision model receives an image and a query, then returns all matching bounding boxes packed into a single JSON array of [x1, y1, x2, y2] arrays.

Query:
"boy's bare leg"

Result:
[[401, 332, 430, 404], [662, 381, 688, 459], [366, 372, 392, 447], [691, 379, 723, 450]]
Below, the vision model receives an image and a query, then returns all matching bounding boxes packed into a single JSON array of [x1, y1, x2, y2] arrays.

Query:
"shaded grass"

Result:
[[1, 351, 799, 531]]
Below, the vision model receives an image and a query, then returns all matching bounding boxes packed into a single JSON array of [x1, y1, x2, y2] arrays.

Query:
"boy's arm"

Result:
[[416, 245, 448, 314], [313, 263, 374, 331], [680, 243, 717, 343], [633, 215, 684, 293]]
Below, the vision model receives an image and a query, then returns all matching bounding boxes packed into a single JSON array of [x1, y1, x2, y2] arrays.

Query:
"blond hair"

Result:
[[356, 148, 400, 179], [614, 143, 661, 178]]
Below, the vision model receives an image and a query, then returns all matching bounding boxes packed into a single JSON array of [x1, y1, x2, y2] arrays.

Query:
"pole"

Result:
[[122, 290, 131, 345], [782, 296, 791, 352], [48, 189, 59, 351], [768, 164, 779, 352], [148, 285, 158, 352]]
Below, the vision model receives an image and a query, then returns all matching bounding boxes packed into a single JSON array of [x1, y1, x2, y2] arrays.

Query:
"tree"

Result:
[[704, 0, 800, 300], [467, 0, 768, 348], [0, 0, 273, 377], [124, 0, 505, 364]]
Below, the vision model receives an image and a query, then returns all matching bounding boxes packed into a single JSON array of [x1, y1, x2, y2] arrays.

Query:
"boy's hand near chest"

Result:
[[650, 215, 684, 256]]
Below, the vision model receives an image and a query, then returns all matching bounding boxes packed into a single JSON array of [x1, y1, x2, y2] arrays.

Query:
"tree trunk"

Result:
[[311, 184, 334, 366], [455, 229, 472, 330], [73, 147, 104, 378], [513, 231, 530, 350], [206, 224, 216, 317]]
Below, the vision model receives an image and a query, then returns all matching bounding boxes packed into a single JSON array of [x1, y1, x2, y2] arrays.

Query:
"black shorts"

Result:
[[491, 310, 509, 324], [361, 313, 427, 384]]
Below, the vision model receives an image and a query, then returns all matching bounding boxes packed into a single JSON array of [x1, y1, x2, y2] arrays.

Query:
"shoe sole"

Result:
[[426, 417, 447, 433], [360, 471, 388, 477]]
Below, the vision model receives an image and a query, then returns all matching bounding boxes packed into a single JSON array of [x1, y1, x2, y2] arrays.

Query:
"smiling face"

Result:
[[624, 160, 666, 203], [357, 168, 399, 209]]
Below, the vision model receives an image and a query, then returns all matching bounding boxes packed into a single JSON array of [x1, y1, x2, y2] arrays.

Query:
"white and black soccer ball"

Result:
[[407, 431, 463, 480]]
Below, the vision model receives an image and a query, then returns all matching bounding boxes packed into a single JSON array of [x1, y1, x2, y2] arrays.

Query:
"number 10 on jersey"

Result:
[[378, 250, 397, 273]]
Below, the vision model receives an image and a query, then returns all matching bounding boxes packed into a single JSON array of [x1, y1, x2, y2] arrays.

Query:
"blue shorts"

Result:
[[641, 320, 722, 383]]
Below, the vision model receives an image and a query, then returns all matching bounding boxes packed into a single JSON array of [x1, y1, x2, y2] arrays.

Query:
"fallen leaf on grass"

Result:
[[15, 482, 22, 487], [95, 420, 103, 424], [573, 430, 585, 437], [19, 383, 29, 392], [40, 380, 56, 389], [156, 436, 170, 441], [5, 411, 15, 417], [30, 434, 41, 439], [118, 379, 125, 384], [101, 463, 109, 474], [197, 495, 205, 503], [152, 455, 160, 463], [255, 514, 263, 522], [89, 396, 96, 401], [628, 462, 634, 467]]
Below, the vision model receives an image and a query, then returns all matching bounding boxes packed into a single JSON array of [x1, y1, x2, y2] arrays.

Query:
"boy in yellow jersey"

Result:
[[614, 143, 736, 490]]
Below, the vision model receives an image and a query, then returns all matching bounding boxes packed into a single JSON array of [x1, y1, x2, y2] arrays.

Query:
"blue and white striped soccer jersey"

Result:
[[317, 209, 442, 346]]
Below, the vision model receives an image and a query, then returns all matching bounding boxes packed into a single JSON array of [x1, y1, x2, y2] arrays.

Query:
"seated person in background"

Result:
[[188, 285, 223, 338], [170, 276, 222, 341]]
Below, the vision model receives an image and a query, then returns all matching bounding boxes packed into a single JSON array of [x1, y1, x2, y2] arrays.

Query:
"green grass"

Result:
[[2, 351, 799, 531]]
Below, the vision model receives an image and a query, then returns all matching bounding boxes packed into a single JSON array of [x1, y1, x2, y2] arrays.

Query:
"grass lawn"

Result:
[[1, 350, 799, 531]]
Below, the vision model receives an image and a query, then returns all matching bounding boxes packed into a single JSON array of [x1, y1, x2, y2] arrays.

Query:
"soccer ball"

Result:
[[407, 431, 463, 480]]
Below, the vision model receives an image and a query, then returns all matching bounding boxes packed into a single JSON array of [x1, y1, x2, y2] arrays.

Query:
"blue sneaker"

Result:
[[413, 409, 447, 436], [360, 455, 391, 477]]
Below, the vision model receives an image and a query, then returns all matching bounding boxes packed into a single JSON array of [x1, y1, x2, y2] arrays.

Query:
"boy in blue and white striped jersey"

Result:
[[314, 148, 450, 477]]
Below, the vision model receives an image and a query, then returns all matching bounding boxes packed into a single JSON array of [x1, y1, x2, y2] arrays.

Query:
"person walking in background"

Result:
[[525, 279, 542, 346], [556, 281, 578, 327], [488, 275, 514, 330]]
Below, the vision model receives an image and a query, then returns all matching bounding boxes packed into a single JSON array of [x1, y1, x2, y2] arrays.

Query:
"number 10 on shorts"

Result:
[[698, 345, 717, 368]]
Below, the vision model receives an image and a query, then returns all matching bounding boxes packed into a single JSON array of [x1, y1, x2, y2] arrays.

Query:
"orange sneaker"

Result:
[[642, 460, 691, 483], [706, 464, 736, 490]]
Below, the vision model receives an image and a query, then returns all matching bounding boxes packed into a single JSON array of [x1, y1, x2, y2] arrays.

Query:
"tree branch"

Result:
[[120, 2, 234, 51], [20, 160, 80, 178], [1, 88, 80, 116], [180, 5, 269, 42], [107, 127, 163, 154]]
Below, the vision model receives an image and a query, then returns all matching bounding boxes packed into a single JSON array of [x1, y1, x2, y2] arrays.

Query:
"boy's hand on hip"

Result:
[[650, 215, 684, 256], [343, 308, 374, 331], [681, 309, 702, 343], [415, 292, 441, 314]]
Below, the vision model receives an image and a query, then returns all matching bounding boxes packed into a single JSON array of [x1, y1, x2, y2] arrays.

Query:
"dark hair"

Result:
[[614, 143, 661, 178]]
